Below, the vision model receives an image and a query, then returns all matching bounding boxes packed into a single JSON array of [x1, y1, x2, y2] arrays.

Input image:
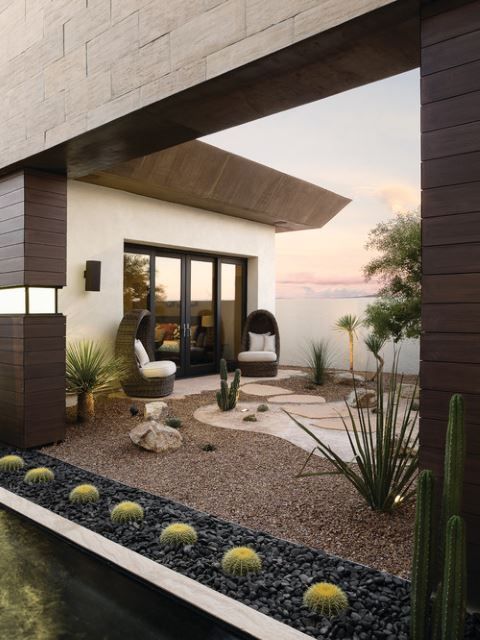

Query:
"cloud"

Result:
[[277, 273, 368, 286], [374, 184, 419, 213]]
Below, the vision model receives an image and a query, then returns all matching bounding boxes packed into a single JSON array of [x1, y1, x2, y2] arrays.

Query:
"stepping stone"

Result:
[[334, 372, 365, 385], [240, 383, 292, 397], [268, 394, 326, 404], [284, 401, 349, 419]]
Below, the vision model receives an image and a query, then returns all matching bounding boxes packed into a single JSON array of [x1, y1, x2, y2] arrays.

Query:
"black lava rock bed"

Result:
[[0, 448, 479, 640]]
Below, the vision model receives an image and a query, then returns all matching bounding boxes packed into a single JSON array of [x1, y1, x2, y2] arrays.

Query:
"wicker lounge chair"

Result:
[[115, 309, 175, 397], [237, 309, 280, 377]]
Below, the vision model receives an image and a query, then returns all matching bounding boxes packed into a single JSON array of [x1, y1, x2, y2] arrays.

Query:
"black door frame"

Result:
[[124, 243, 247, 377]]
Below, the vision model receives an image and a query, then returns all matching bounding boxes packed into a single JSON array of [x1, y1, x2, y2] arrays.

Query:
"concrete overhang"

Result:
[[79, 140, 351, 233]]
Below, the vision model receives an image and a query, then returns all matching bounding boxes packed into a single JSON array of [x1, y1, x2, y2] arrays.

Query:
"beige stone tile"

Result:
[[111, 0, 145, 25], [44, 46, 87, 98], [26, 93, 65, 140], [112, 34, 170, 98], [45, 114, 87, 147], [87, 88, 140, 130], [43, 0, 86, 34], [140, 60, 206, 107], [269, 394, 326, 404], [207, 19, 293, 79], [241, 383, 293, 397], [65, 0, 112, 55], [139, 0, 203, 47], [170, 0, 246, 70], [65, 70, 111, 119], [246, 0, 318, 36]]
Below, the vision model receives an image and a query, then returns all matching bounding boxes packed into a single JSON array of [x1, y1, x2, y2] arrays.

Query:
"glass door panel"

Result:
[[220, 262, 244, 367], [123, 253, 150, 312], [188, 259, 215, 372], [154, 256, 182, 370]]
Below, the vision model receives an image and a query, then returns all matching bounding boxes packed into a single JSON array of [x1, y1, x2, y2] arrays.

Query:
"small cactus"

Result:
[[0, 454, 25, 472], [257, 404, 269, 412], [243, 414, 257, 422], [221, 547, 262, 577], [165, 417, 182, 429], [110, 501, 144, 523], [303, 582, 349, 618], [69, 484, 100, 504], [216, 359, 241, 411], [440, 515, 466, 640], [160, 523, 198, 547], [24, 467, 55, 484]]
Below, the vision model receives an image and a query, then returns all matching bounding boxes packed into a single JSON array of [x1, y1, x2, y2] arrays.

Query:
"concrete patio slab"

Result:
[[240, 383, 293, 397], [284, 401, 350, 419], [269, 394, 326, 404]]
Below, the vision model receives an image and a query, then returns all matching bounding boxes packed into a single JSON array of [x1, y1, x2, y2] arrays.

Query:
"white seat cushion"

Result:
[[238, 350, 277, 363], [140, 360, 176, 378], [134, 339, 150, 367]]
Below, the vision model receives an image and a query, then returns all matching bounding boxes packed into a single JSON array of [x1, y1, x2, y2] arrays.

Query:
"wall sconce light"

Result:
[[84, 260, 101, 292]]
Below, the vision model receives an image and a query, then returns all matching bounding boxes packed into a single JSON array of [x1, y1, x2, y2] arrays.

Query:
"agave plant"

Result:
[[335, 314, 362, 371], [290, 357, 419, 512], [306, 340, 331, 385], [66, 341, 128, 423]]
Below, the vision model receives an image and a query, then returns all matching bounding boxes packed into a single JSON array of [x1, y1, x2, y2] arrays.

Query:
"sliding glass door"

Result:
[[124, 246, 246, 377]]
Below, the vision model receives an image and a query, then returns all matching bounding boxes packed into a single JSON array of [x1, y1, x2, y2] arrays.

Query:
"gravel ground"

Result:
[[1, 450, 479, 640], [41, 370, 417, 579]]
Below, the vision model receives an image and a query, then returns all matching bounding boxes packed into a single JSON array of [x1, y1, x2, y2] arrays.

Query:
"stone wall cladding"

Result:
[[0, 0, 396, 171]]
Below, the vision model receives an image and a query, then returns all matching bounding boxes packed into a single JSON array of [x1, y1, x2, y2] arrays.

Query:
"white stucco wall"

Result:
[[59, 180, 275, 347]]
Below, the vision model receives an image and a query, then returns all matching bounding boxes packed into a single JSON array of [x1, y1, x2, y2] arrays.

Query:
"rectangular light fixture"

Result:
[[0, 287, 58, 314], [84, 260, 102, 291]]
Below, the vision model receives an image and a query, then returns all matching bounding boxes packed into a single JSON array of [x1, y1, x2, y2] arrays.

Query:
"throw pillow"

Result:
[[134, 339, 150, 367], [249, 331, 270, 351], [263, 334, 276, 353]]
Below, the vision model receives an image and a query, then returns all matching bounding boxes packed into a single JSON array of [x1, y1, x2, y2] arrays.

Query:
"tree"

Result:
[[335, 314, 362, 371], [363, 211, 421, 343]]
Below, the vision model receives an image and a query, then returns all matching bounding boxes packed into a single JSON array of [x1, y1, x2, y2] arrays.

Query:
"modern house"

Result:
[[0, 0, 479, 592]]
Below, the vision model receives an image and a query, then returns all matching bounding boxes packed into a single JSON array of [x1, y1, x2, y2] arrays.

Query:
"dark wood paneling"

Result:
[[421, 89, 480, 132], [420, 418, 480, 455], [422, 1, 480, 46], [423, 273, 480, 303], [421, 447, 480, 489], [422, 121, 480, 160], [422, 28, 480, 76], [423, 243, 480, 274], [421, 332, 480, 363], [423, 181, 480, 216], [423, 213, 480, 245], [422, 58, 480, 104], [422, 151, 480, 188], [421, 362, 480, 394]]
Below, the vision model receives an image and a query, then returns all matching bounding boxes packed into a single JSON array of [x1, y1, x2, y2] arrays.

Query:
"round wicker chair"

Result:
[[237, 309, 280, 377], [115, 309, 175, 397]]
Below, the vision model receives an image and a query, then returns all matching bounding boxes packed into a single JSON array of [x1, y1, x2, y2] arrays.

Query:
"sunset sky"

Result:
[[204, 69, 420, 299]]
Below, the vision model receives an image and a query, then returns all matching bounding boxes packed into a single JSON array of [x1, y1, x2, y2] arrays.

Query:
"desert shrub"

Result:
[[110, 501, 144, 523], [221, 547, 262, 576], [257, 404, 269, 412], [303, 583, 348, 617], [306, 340, 331, 385], [159, 523, 198, 547], [165, 417, 182, 429], [292, 356, 419, 512], [0, 455, 25, 472], [243, 414, 257, 422], [24, 467, 55, 484], [69, 484, 100, 504]]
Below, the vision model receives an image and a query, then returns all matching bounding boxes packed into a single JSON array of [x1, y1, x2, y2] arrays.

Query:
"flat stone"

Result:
[[129, 421, 182, 453], [144, 401, 168, 420], [268, 394, 326, 404], [334, 372, 365, 385], [285, 401, 350, 420], [240, 383, 292, 397], [346, 388, 376, 408]]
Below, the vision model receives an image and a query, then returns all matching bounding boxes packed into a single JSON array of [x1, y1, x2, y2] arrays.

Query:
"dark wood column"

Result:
[[0, 170, 66, 448], [420, 0, 480, 604]]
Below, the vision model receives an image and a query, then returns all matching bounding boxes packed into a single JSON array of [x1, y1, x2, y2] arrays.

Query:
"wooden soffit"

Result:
[[79, 140, 351, 233]]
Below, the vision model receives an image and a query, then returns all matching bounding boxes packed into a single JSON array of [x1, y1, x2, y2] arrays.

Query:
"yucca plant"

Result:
[[66, 341, 128, 423], [306, 340, 331, 385], [335, 314, 362, 371], [291, 356, 419, 512], [364, 333, 386, 381]]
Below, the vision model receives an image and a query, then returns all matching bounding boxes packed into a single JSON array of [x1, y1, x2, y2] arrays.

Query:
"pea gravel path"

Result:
[[43, 371, 416, 579]]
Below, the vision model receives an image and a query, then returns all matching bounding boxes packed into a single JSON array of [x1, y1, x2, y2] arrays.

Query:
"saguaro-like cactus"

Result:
[[410, 393, 467, 640], [216, 358, 241, 411], [411, 469, 434, 640]]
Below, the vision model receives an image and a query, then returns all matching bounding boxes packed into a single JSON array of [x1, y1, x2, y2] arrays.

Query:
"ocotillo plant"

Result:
[[216, 358, 241, 411], [410, 393, 467, 640]]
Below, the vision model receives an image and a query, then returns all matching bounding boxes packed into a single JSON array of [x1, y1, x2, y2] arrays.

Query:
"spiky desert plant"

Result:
[[165, 417, 182, 429], [24, 467, 55, 484], [69, 484, 100, 504], [303, 583, 349, 618], [293, 355, 419, 512], [0, 454, 25, 472], [257, 404, 269, 412], [66, 340, 128, 423], [335, 314, 362, 371], [364, 333, 386, 381], [410, 470, 434, 640], [221, 547, 262, 577], [306, 339, 331, 385], [216, 358, 241, 411], [159, 523, 198, 547], [110, 501, 144, 524]]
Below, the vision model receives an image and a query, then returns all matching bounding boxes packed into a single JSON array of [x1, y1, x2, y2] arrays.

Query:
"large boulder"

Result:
[[334, 371, 365, 385], [130, 421, 182, 453], [346, 388, 376, 408], [144, 401, 168, 420]]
